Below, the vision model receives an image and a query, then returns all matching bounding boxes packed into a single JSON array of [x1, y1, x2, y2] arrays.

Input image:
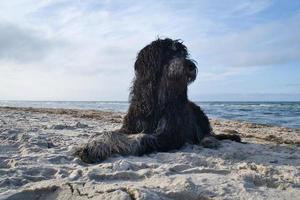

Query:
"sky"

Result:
[[0, 0, 299, 101]]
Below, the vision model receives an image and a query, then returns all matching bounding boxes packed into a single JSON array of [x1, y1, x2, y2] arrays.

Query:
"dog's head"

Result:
[[134, 38, 197, 87], [130, 38, 197, 112]]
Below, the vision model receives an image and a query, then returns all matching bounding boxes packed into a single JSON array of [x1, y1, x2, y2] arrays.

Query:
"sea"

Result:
[[0, 101, 299, 129]]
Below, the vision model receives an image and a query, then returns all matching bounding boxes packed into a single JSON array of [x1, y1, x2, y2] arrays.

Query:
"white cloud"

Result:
[[230, 0, 272, 16], [0, 22, 59, 63], [191, 13, 300, 69]]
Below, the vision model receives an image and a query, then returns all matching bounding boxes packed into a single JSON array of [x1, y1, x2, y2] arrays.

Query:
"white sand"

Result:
[[0, 107, 299, 200]]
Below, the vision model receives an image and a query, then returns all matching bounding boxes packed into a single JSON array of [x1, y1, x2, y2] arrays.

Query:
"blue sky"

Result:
[[0, 0, 299, 101]]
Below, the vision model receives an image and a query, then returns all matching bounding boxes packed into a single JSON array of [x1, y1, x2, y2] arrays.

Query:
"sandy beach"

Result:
[[0, 107, 299, 200]]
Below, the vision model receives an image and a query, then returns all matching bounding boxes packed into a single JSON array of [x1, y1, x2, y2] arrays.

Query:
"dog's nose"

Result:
[[187, 61, 196, 74], [186, 60, 197, 82], [186, 60, 195, 70], [188, 64, 196, 73]]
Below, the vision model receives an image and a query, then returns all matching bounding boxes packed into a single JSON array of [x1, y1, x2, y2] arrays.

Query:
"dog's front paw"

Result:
[[200, 136, 220, 149], [74, 139, 112, 163]]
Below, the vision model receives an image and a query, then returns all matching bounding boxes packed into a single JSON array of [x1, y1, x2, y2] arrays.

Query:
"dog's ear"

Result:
[[134, 41, 163, 78], [129, 40, 165, 115]]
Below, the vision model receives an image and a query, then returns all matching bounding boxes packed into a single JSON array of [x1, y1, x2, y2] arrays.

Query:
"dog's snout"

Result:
[[186, 61, 197, 75], [187, 61, 196, 71], [185, 60, 197, 83]]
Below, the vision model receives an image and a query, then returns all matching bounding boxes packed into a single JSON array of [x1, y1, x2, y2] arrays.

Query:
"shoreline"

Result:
[[0, 106, 299, 199], [1, 105, 299, 129], [1, 100, 299, 129]]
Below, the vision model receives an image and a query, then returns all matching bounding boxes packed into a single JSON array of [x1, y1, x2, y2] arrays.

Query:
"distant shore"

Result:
[[0, 106, 299, 199]]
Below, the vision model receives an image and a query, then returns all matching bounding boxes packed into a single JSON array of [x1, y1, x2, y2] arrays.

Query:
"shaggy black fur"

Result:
[[75, 38, 241, 163]]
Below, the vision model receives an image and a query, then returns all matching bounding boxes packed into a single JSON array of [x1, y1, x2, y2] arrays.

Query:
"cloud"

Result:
[[0, 0, 279, 70], [0, 23, 58, 63], [192, 13, 300, 69], [230, 0, 272, 16]]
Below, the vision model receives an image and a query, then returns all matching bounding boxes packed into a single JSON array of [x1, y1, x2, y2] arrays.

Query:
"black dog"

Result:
[[75, 38, 241, 163]]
